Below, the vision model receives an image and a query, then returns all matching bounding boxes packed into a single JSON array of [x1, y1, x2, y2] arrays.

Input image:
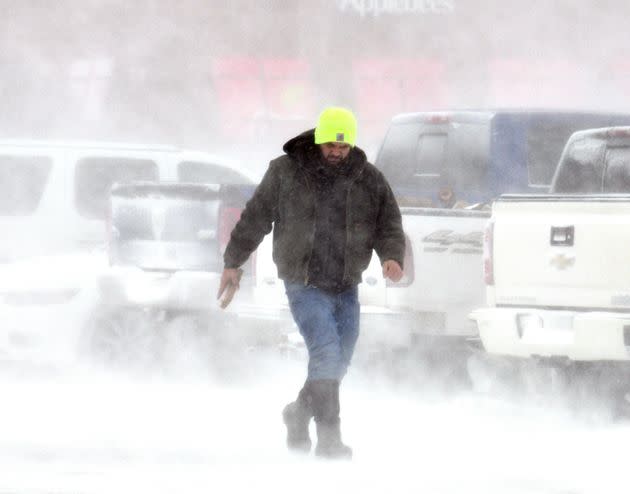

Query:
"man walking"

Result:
[[217, 107, 405, 459]]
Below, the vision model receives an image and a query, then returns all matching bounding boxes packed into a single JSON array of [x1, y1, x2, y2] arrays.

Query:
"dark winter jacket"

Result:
[[223, 129, 405, 286], [306, 154, 353, 292]]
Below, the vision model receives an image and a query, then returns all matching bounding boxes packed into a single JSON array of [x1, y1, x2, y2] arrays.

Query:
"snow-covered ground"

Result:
[[0, 252, 628, 494], [0, 351, 629, 494]]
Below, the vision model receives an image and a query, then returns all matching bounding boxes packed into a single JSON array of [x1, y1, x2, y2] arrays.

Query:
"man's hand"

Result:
[[217, 268, 243, 309], [382, 260, 403, 283]]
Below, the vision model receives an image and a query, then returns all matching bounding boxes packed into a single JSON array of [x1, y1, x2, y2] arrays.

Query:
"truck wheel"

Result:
[[159, 313, 212, 367], [82, 308, 160, 367], [466, 352, 521, 396], [567, 362, 630, 422], [518, 360, 572, 407]]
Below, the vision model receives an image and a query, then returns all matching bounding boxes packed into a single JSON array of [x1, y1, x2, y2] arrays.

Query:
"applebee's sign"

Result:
[[337, 0, 455, 16]]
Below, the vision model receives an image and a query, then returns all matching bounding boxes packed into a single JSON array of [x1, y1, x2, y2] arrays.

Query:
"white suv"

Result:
[[0, 139, 255, 262]]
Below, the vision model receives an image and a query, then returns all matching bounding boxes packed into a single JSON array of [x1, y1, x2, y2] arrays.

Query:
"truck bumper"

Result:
[[357, 305, 422, 348], [470, 307, 630, 361]]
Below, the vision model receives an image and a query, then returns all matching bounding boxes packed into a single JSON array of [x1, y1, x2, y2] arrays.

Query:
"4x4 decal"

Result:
[[422, 229, 483, 254]]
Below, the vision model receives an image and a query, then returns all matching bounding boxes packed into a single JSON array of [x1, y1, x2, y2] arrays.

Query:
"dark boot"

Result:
[[282, 383, 313, 452], [310, 379, 352, 460], [315, 418, 352, 459]]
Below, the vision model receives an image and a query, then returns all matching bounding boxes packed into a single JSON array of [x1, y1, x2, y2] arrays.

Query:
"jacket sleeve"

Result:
[[223, 161, 280, 269], [374, 174, 406, 269]]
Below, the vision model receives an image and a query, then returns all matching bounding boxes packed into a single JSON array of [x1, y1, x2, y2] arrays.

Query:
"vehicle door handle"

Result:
[[550, 226, 574, 246]]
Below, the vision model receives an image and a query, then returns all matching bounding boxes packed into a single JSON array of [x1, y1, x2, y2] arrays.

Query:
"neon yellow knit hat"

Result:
[[314, 107, 357, 146]]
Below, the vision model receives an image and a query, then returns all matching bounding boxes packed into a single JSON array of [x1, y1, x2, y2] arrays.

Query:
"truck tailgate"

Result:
[[493, 195, 630, 310], [387, 207, 490, 336]]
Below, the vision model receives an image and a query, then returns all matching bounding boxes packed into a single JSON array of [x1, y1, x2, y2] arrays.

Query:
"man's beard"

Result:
[[324, 155, 346, 166]]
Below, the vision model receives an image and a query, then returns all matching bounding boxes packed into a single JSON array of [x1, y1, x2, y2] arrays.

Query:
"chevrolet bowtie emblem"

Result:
[[550, 253, 575, 270]]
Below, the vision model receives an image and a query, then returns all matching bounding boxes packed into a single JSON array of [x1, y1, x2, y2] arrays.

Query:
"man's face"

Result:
[[320, 142, 351, 166]]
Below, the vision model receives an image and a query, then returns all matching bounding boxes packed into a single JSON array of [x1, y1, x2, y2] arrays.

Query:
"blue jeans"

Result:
[[284, 282, 360, 381]]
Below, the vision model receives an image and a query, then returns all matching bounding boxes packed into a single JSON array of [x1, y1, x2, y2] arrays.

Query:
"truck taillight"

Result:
[[106, 199, 113, 266], [386, 234, 414, 287], [219, 206, 242, 254], [607, 127, 630, 138], [483, 219, 494, 285], [427, 114, 449, 124], [218, 206, 256, 277]]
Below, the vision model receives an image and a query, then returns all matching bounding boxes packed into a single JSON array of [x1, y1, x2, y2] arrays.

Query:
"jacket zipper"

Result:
[[342, 168, 364, 283], [302, 171, 316, 285]]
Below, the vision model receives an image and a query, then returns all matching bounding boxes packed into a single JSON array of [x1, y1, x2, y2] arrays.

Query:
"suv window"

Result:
[[177, 161, 250, 184], [75, 158, 159, 219], [603, 147, 630, 192], [0, 155, 52, 215]]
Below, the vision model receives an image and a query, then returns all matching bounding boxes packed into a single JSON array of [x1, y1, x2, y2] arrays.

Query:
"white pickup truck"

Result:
[[354, 110, 630, 378], [470, 126, 630, 404], [255, 204, 490, 381]]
